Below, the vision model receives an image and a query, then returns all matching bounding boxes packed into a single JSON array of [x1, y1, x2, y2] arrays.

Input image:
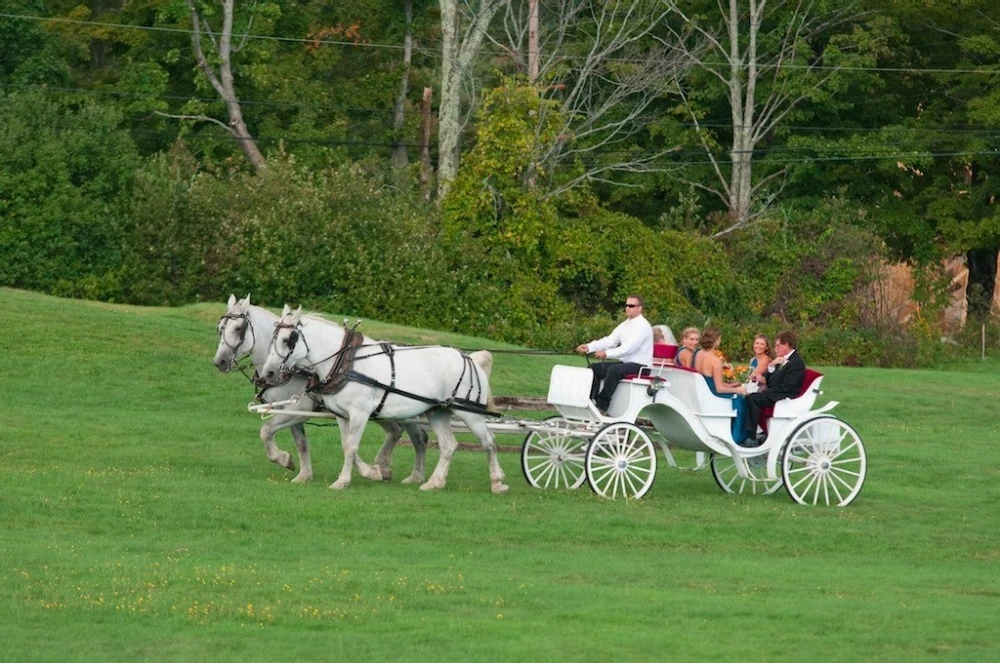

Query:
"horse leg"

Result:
[[289, 423, 314, 483], [420, 411, 459, 491], [330, 417, 363, 489], [371, 422, 403, 482], [401, 423, 428, 485], [458, 412, 509, 495], [259, 416, 295, 472], [331, 417, 380, 488]]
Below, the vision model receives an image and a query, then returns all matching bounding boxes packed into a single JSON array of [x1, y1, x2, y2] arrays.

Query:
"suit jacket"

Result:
[[764, 351, 806, 401]]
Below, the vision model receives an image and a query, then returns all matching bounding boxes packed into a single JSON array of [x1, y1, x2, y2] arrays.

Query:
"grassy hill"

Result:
[[1, 288, 997, 662]]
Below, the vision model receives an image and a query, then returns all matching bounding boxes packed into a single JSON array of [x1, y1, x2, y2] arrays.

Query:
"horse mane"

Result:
[[300, 311, 333, 324]]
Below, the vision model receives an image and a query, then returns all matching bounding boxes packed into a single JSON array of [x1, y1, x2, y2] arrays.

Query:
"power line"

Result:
[[0, 11, 408, 51], [0, 82, 401, 115], [5, 11, 1000, 76], [9, 83, 1000, 140]]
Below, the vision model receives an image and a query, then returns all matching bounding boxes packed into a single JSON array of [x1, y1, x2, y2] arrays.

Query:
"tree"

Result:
[[437, 0, 508, 199], [495, 0, 700, 198], [156, 0, 268, 172], [663, 0, 861, 235]]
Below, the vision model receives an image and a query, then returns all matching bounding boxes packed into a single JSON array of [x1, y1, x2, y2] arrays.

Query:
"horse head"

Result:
[[261, 304, 306, 385], [214, 294, 254, 373]]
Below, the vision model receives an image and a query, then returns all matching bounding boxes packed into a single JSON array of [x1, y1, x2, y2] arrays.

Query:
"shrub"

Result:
[[0, 91, 139, 300]]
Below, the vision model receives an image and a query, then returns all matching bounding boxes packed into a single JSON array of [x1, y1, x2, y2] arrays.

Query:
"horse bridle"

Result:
[[269, 320, 309, 373], [217, 311, 254, 357]]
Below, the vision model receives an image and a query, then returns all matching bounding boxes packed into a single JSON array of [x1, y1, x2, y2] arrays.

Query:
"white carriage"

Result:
[[246, 348, 867, 506], [519, 363, 867, 506]]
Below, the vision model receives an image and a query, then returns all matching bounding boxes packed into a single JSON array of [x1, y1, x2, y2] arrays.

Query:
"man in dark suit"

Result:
[[743, 330, 806, 442]]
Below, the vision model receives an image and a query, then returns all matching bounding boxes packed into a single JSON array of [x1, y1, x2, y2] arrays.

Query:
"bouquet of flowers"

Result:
[[723, 363, 753, 383]]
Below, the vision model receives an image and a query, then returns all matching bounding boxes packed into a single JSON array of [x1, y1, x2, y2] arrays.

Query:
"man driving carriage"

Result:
[[575, 295, 654, 415]]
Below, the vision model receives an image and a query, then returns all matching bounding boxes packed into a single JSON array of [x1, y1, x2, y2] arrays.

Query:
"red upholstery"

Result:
[[758, 369, 823, 432], [623, 344, 681, 379], [653, 344, 678, 360]]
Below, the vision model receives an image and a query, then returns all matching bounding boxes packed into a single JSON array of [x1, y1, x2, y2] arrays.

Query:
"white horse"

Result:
[[213, 294, 429, 484], [260, 305, 509, 494]]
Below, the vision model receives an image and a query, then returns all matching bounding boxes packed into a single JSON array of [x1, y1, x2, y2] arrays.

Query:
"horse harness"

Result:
[[277, 322, 499, 418]]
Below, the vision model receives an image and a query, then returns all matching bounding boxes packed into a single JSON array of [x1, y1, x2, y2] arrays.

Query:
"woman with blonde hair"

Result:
[[749, 334, 772, 381], [673, 327, 700, 368]]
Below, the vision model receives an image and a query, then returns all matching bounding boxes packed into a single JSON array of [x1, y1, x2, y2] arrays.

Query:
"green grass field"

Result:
[[1, 288, 998, 662]]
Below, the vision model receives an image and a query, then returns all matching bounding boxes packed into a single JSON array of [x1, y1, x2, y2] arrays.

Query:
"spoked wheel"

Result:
[[781, 416, 867, 507], [585, 422, 657, 500], [521, 417, 588, 490], [710, 452, 783, 495]]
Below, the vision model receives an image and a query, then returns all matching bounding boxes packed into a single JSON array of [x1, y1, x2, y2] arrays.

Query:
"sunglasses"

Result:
[[624, 303, 640, 308]]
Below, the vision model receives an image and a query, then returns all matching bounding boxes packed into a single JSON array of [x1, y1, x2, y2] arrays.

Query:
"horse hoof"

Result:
[[492, 483, 510, 495], [279, 453, 295, 471], [291, 473, 312, 483], [401, 474, 423, 485], [419, 480, 443, 491], [329, 480, 349, 490]]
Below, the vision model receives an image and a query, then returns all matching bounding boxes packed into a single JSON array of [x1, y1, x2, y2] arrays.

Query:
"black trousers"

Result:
[[744, 391, 778, 436], [589, 361, 643, 411]]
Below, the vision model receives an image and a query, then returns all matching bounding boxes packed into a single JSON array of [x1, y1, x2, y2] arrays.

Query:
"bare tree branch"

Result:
[[499, 0, 703, 197], [182, 0, 266, 173], [665, 0, 862, 234]]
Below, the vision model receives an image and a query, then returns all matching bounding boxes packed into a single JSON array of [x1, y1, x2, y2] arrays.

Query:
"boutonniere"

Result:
[[772, 356, 787, 369]]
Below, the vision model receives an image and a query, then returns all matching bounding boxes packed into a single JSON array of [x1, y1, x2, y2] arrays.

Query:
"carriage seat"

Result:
[[657, 366, 736, 418], [546, 364, 603, 422], [622, 343, 679, 380], [759, 369, 824, 431], [656, 366, 748, 442]]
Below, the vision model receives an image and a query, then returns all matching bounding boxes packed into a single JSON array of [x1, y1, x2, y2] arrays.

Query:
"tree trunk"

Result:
[[436, 0, 505, 200], [186, 0, 266, 173], [391, 0, 414, 170], [527, 0, 539, 84], [420, 87, 434, 200]]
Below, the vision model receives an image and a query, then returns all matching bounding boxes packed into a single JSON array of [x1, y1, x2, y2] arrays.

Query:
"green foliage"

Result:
[[0, 90, 139, 299], [724, 199, 885, 328], [123, 150, 454, 328]]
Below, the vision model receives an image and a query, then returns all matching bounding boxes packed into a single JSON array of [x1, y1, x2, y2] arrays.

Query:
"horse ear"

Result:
[[291, 306, 303, 324], [280, 304, 291, 318], [240, 293, 251, 306], [227, 294, 236, 309]]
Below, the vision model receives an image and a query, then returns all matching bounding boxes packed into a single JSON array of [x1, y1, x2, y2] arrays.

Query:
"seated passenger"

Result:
[[694, 327, 748, 444], [694, 328, 747, 397], [743, 330, 806, 443], [748, 333, 772, 381], [673, 327, 700, 369], [651, 324, 678, 364]]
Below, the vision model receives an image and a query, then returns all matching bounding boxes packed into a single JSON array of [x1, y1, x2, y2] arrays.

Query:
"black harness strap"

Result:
[[371, 343, 396, 417], [345, 370, 502, 418]]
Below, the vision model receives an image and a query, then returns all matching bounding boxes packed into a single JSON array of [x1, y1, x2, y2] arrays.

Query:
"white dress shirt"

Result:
[[585, 315, 654, 365]]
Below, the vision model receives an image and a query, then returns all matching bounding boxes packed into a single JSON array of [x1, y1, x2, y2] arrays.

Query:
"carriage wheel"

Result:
[[521, 417, 587, 490], [710, 453, 783, 496], [585, 422, 657, 500], [781, 416, 867, 507]]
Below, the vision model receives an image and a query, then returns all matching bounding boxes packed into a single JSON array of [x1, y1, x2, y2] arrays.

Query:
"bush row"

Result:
[[1, 89, 995, 366]]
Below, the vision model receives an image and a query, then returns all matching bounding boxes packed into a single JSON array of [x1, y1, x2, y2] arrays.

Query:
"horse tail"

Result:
[[468, 350, 496, 410]]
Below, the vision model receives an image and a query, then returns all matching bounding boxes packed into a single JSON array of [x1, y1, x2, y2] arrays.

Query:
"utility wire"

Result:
[[8, 82, 1000, 139], [4, 11, 1000, 76]]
